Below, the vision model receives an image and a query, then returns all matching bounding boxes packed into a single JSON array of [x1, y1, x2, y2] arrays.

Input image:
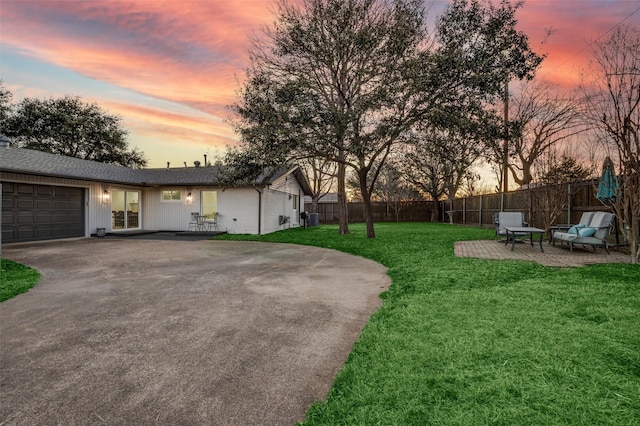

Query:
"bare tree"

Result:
[[581, 25, 639, 263], [502, 79, 586, 187], [300, 157, 336, 214], [399, 125, 486, 221], [529, 151, 591, 234], [361, 159, 422, 221]]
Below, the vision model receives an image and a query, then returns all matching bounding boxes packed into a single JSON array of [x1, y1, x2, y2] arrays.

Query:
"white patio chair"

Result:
[[188, 212, 200, 231], [204, 212, 219, 231]]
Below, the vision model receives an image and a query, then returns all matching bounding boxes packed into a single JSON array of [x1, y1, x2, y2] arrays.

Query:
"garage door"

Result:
[[2, 183, 85, 243]]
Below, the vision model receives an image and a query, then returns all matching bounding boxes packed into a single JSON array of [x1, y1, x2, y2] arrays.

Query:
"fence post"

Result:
[[463, 198, 466, 224], [567, 183, 572, 224], [479, 195, 483, 226]]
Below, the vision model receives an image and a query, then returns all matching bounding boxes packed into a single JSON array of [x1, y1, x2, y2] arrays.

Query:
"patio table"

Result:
[[504, 227, 546, 252]]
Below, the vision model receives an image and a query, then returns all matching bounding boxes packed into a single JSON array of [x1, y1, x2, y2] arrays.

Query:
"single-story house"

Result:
[[0, 145, 312, 244]]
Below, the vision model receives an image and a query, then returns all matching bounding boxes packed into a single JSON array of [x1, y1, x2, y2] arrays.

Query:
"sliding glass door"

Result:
[[111, 190, 140, 230]]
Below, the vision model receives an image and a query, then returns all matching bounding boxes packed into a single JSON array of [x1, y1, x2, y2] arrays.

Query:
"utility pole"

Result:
[[502, 79, 509, 193]]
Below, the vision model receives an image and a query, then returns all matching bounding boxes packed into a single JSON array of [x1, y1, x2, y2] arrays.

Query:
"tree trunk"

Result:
[[431, 202, 439, 221], [430, 192, 440, 222], [358, 169, 375, 238], [337, 152, 350, 235]]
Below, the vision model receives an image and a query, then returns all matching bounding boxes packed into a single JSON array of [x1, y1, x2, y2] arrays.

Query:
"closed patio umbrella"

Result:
[[596, 156, 619, 244], [596, 157, 618, 203]]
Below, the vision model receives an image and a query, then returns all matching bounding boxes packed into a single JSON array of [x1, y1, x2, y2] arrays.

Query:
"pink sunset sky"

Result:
[[1, 0, 639, 168]]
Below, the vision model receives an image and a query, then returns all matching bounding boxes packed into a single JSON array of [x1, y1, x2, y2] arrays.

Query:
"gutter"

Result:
[[254, 186, 262, 235]]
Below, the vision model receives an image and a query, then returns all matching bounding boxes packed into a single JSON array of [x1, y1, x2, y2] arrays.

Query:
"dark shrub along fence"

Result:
[[305, 178, 633, 242]]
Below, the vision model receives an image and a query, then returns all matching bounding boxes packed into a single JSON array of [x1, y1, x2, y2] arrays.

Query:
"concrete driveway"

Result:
[[0, 238, 390, 425]]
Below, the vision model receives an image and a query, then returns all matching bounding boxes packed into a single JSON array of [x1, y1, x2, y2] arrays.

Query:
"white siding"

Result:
[[88, 181, 113, 234], [218, 188, 261, 234], [261, 174, 305, 234], [142, 187, 201, 231]]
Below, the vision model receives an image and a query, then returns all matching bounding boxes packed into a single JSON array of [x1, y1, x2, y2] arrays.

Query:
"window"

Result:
[[161, 190, 182, 202], [292, 194, 298, 209]]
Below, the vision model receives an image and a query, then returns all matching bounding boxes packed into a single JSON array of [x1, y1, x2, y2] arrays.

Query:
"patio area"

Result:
[[455, 239, 631, 267]]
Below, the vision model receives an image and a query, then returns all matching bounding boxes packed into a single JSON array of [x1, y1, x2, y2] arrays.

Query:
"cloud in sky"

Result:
[[1, 0, 638, 167], [517, 0, 639, 86]]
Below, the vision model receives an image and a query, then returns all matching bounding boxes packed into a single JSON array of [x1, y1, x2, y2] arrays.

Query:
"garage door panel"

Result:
[[17, 212, 34, 224], [17, 228, 35, 240], [2, 197, 15, 208], [52, 213, 72, 222], [2, 212, 15, 225], [17, 184, 34, 194], [53, 226, 80, 238], [18, 199, 35, 209], [66, 214, 84, 223], [37, 199, 53, 209], [2, 228, 14, 242], [37, 186, 53, 195], [52, 200, 69, 209], [2, 183, 85, 243], [36, 213, 53, 223], [35, 227, 53, 238]]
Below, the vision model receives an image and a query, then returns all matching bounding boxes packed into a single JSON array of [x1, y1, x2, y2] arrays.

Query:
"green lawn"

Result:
[[216, 222, 640, 425], [0, 258, 40, 302]]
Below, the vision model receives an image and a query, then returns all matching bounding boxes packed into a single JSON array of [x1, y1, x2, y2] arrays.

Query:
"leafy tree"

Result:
[[538, 154, 591, 185], [229, 0, 542, 238], [2, 89, 146, 167], [0, 81, 12, 125], [230, 0, 427, 237], [581, 25, 639, 263]]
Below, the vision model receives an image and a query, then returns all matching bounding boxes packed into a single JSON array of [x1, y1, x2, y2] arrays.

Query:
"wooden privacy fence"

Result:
[[305, 178, 628, 234], [441, 179, 613, 229], [305, 200, 435, 224]]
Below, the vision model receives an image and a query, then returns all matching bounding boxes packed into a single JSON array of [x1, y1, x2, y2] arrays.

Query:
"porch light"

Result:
[[186, 192, 193, 204], [102, 189, 110, 203]]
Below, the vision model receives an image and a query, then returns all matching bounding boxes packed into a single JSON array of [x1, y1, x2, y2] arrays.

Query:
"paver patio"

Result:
[[455, 239, 631, 267]]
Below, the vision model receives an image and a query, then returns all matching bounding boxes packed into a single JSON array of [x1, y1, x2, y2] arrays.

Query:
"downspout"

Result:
[[254, 186, 262, 235]]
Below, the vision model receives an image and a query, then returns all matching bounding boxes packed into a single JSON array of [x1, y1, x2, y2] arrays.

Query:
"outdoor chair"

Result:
[[188, 212, 200, 231], [493, 212, 529, 243], [549, 212, 594, 243], [204, 212, 219, 231], [551, 211, 615, 253], [494, 211, 528, 242]]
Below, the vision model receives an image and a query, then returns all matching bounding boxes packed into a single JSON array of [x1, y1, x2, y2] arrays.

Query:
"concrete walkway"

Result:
[[1, 239, 390, 425], [455, 239, 631, 267]]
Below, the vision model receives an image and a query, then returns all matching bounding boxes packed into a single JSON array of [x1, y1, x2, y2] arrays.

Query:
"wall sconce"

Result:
[[186, 192, 193, 204], [102, 189, 110, 203]]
